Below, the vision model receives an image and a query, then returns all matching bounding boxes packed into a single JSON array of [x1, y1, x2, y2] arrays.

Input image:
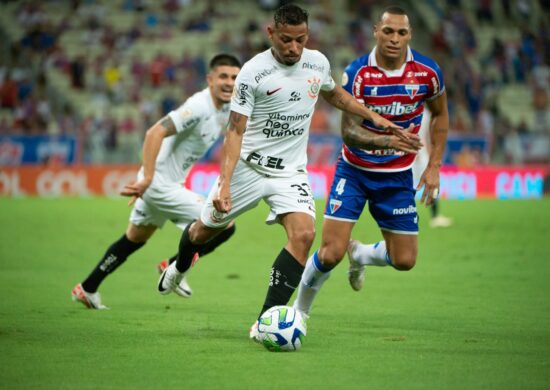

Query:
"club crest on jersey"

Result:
[[329, 198, 342, 214], [307, 77, 321, 98], [405, 84, 419, 99]]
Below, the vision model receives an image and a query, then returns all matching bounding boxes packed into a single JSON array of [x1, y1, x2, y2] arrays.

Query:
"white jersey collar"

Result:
[[367, 46, 413, 77]]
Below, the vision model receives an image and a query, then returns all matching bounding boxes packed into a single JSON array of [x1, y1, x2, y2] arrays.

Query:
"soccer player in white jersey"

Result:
[[293, 6, 449, 319], [71, 54, 241, 309], [157, 4, 421, 339], [412, 109, 453, 228]]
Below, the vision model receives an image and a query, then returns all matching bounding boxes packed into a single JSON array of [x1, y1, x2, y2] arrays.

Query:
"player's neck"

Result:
[[375, 51, 406, 71]]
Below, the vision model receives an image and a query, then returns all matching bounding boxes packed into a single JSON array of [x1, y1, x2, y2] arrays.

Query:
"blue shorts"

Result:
[[324, 159, 418, 234]]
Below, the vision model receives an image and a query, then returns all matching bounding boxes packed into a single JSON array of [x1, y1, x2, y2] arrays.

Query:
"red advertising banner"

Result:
[[0, 164, 548, 199]]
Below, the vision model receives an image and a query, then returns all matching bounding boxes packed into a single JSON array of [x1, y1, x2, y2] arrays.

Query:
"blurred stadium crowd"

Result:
[[0, 0, 549, 165]]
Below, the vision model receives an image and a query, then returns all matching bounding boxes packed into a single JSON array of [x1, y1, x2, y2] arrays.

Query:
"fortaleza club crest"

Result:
[[329, 198, 342, 214], [405, 83, 419, 99], [307, 77, 320, 98]]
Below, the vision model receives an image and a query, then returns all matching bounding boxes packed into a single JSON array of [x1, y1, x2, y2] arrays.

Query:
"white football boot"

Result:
[[71, 283, 108, 310], [347, 240, 366, 291], [429, 215, 453, 228], [157, 263, 192, 298]]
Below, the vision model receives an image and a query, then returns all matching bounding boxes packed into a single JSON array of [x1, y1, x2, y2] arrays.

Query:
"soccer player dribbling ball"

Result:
[[157, 3, 420, 341]]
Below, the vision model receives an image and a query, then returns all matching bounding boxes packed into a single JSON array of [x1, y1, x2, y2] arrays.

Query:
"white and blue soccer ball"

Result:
[[257, 305, 307, 352]]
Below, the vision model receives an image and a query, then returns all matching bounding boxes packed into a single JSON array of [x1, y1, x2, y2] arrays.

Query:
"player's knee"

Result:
[[391, 254, 416, 271], [289, 228, 316, 250], [317, 245, 345, 268], [188, 222, 213, 244]]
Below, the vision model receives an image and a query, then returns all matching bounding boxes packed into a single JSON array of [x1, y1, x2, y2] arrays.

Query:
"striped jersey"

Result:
[[341, 46, 445, 172]]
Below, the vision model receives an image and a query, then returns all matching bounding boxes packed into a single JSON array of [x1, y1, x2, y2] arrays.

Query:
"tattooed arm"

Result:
[[341, 111, 422, 153], [120, 116, 177, 204], [321, 85, 414, 139], [214, 111, 248, 213]]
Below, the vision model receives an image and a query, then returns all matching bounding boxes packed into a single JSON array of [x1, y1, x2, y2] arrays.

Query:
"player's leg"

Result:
[[256, 211, 316, 318], [72, 223, 156, 309], [347, 169, 418, 290], [293, 218, 354, 315], [159, 162, 262, 296]]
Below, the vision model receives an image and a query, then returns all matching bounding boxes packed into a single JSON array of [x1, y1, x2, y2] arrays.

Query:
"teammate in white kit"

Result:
[[71, 54, 241, 309], [157, 4, 420, 339]]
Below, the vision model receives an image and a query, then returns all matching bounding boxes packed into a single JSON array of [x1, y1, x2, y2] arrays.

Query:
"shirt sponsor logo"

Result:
[[407, 71, 428, 77], [236, 83, 248, 106], [354, 75, 363, 96], [302, 62, 325, 73], [364, 72, 383, 78], [366, 101, 420, 116], [254, 65, 277, 83], [246, 152, 285, 169], [289, 91, 301, 101], [431, 76, 439, 95], [392, 205, 417, 215]]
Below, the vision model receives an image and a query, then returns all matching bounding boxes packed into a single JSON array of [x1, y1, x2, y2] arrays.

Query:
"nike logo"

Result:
[[267, 88, 282, 96]]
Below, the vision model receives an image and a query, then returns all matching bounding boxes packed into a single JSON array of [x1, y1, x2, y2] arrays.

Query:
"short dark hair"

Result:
[[273, 4, 309, 27], [377, 5, 408, 22], [209, 53, 241, 70]]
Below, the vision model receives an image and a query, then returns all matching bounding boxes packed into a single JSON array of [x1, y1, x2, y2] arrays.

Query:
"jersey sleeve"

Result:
[[168, 97, 204, 135], [426, 59, 445, 101], [341, 60, 361, 97], [320, 56, 336, 91], [230, 66, 255, 117]]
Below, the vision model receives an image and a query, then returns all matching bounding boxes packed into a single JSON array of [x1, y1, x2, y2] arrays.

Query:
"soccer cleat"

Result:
[[347, 240, 366, 291], [156, 259, 169, 274], [429, 215, 453, 228], [156, 253, 199, 274], [71, 283, 108, 310], [249, 320, 261, 343], [157, 263, 191, 298]]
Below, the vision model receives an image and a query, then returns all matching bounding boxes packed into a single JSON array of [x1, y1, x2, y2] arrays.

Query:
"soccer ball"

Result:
[[257, 305, 307, 352]]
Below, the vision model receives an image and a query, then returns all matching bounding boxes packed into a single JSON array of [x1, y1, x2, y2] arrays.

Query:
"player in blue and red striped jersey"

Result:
[[293, 5, 449, 316]]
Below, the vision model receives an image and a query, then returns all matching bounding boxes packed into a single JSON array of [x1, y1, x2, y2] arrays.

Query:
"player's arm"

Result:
[[120, 116, 177, 205], [320, 85, 418, 141], [341, 112, 422, 153], [418, 90, 449, 205], [214, 111, 248, 213]]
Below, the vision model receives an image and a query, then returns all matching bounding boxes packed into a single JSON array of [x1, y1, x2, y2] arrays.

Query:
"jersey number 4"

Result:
[[335, 178, 346, 195]]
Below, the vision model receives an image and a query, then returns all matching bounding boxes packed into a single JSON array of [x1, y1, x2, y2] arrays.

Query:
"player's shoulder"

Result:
[[177, 88, 212, 117], [344, 52, 371, 75], [301, 48, 330, 64], [410, 49, 442, 72], [240, 49, 273, 74]]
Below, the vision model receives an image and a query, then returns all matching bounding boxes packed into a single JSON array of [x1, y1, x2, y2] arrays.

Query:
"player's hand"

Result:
[[386, 134, 423, 154], [417, 165, 440, 206], [120, 178, 152, 206], [213, 183, 232, 213]]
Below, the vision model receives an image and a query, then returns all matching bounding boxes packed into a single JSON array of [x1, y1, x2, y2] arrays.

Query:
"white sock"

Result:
[[293, 251, 332, 315], [352, 241, 391, 266]]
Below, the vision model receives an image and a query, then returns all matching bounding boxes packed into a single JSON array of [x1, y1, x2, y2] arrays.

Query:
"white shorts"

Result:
[[130, 182, 204, 230], [412, 147, 429, 188], [200, 160, 316, 228]]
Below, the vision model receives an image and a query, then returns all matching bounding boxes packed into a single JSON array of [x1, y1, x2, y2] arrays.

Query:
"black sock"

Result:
[[175, 223, 201, 273], [258, 248, 305, 318], [198, 225, 235, 257], [82, 234, 145, 293], [431, 199, 439, 218]]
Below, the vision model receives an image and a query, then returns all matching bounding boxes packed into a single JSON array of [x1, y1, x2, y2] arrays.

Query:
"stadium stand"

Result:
[[0, 0, 548, 164]]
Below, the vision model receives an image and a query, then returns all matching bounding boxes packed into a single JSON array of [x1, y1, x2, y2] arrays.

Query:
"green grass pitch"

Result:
[[1, 197, 549, 389]]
